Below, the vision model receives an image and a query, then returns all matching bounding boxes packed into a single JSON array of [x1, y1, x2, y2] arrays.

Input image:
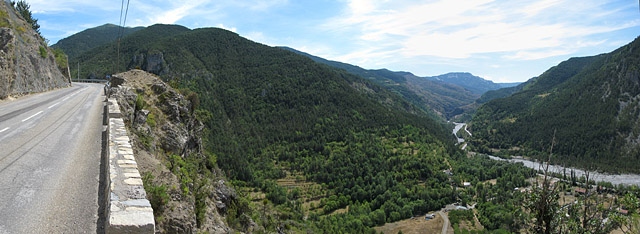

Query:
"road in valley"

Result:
[[0, 83, 105, 233]]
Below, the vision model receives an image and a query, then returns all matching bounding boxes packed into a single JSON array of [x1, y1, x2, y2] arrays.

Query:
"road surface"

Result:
[[439, 211, 450, 234], [0, 83, 105, 233]]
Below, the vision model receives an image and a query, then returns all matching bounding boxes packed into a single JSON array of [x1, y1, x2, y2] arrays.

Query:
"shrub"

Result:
[[146, 112, 156, 128], [38, 46, 47, 58], [53, 48, 68, 68], [142, 172, 169, 215], [135, 94, 146, 111]]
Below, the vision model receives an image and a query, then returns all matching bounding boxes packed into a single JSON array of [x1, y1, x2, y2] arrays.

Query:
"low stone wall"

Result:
[[105, 98, 155, 233]]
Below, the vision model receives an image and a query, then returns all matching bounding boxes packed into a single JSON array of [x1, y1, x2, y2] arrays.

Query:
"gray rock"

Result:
[[144, 53, 168, 75], [0, 2, 69, 99], [214, 180, 237, 208], [134, 110, 150, 126], [151, 82, 166, 94]]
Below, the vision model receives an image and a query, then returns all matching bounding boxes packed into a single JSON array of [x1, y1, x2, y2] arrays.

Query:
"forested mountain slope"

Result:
[[51, 23, 142, 64], [280, 47, 479, 120], [470, 36, 640, 173], [67, 24, 487, 232], [70, 24, 191, 79], [476, 81, 536, 104]]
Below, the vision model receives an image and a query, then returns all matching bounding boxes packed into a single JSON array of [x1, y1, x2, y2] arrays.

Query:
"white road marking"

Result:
[[21, 111, 43, 122], [0, 127, 9, 133], [48, 102, 60, 109], [62, 90, 82, 101]]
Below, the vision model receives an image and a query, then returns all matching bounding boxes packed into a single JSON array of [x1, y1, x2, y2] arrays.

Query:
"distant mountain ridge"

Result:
[[52, 23, 143, 69], [470, 36, 640, 173], [426, 72, 517, 95], [280, 47, 488, 120]]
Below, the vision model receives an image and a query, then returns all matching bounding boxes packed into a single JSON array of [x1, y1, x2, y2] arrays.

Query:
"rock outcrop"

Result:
[[108, 70, 235, 233], [128, 52, 169, 76], [0, 1, 70, 99]]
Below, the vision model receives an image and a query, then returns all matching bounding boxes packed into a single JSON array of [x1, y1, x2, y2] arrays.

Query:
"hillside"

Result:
[[280, 47, 479, 119], [51, 23, 142, 65], [426, 72, 507, 95], [475, 80, 531, 104], [0, 1, 69, 99], [470, 36, 640, 173], [72, 24, 191, 79], [68, 24, 473, 232]]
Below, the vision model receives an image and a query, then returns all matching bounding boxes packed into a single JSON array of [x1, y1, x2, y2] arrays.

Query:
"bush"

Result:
[[142, 172, 169, 215], [38, 46, 47, 58], [53, 48, 68, 69], [146, 112, 156, 128], [135, 94, 146, 111]]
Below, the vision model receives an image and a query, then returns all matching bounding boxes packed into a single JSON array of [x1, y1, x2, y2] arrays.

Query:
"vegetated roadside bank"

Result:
[[107, 70, 248, 233], [0, 0, 70, 99]]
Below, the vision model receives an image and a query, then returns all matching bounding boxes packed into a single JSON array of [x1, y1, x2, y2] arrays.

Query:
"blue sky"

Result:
[[30, 0, 640, 83]]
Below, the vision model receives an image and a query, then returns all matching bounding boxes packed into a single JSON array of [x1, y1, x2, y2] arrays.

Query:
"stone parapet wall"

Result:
[[105, 98, 155, 233]]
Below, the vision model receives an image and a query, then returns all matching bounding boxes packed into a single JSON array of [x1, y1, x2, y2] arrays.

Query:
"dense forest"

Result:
[[470, 36, 640, 173]]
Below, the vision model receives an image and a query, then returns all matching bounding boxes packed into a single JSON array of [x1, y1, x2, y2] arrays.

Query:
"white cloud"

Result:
[[29, 0, 117, 13], [138, 0, 213, 25], [216, 23, 237, 33], [323, 0, 640, 63], [238, 0, 288, 11]]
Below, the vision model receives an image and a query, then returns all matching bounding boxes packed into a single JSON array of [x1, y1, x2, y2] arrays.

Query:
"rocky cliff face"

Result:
[[128, 51, 169, 76], [108, 70, 238, 233], [0, 1, 69, 99]]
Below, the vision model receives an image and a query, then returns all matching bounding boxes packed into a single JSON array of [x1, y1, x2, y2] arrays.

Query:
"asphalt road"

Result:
[[0, 83, 105, 233]]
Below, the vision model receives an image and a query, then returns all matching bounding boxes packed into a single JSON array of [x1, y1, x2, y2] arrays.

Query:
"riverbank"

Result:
[[483, 154, 640, 187]]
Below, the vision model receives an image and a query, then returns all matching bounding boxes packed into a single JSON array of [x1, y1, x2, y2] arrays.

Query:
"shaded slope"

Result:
[[280, 46, 479, 119], [470, 36, 640, 173]]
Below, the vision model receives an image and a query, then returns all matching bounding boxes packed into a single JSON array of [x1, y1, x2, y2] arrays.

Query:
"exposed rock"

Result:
[[129, 52, 169, 76], [214, 179, 237, 211], [144, 53, 168, 75], [108, 69, 233, 233], [0, 1, 70, 99]]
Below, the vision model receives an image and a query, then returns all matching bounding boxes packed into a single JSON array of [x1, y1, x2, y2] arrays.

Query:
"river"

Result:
[[453, 123, 640, 187]]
